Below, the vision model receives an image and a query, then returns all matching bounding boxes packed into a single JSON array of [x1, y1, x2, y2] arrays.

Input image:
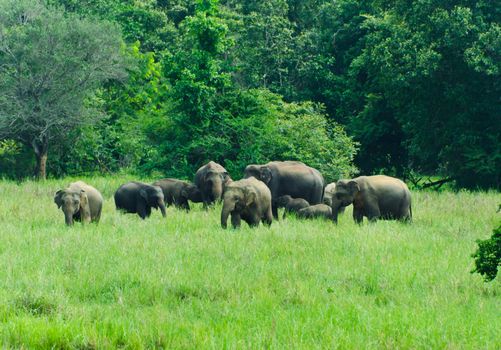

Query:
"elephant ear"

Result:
[[180, 186, 188, 198], [139, 188, 148, 201], [244, 187, 257, 206], [54, 190, 64, 208], [79, 190, 91, 223], [259, 167, 272, 184], [347, 180, 360, 195]]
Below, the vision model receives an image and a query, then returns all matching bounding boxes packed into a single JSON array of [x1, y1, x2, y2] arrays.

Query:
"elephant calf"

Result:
[[153, 178, 202, 211], [114, 182, 166, 219], [331, 175, 412, 223], [275, 195, 310, 219], [54, 181, 103, 226], [221, 177, 273, 229], [297, 204, 332, 220]]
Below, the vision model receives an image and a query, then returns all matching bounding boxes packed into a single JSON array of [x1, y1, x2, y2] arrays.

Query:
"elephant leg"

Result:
[[272, 204, 279, 220], [231, 213, 241, 229], [365, 205, 381, 223], [248, 214, 260, 227], [137, 201, 149, 219], [179, 199, 190, 211], [353, 206, 364, 224], [94, 206, 102, 223], [263, 207, 273, 226]]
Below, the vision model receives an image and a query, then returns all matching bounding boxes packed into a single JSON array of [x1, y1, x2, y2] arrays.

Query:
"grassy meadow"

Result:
[[0, 176, 499, 349]]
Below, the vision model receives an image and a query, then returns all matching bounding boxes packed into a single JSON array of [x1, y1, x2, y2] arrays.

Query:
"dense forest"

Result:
[[0, 0, 499, 188]]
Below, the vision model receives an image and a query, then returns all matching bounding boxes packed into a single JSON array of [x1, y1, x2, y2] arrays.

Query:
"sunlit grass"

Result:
[[0, 177, 499, 348]]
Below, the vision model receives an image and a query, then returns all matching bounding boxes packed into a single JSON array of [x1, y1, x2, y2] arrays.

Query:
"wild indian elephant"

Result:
[[221, 177, 273, 229], [54, 181, 103, 226], [331, 175, 412, 223], [114, 181, 166, 219], [153, 178, 202, 211], [194, 161, 232, 209], [243, 161, 324, 219]]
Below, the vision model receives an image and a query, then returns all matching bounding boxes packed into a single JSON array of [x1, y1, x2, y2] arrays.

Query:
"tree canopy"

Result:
[[0, 0, 499, 188]]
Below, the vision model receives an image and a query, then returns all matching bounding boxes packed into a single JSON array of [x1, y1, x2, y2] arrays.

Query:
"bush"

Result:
[[471, 221, 501, 281], [141, 88, 358, 180]]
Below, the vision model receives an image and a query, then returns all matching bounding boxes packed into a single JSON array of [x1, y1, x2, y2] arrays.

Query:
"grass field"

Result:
[[0, 177, 499, 349]]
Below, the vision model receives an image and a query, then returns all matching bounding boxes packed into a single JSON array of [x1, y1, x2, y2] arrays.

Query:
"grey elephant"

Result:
[[297, 204, 332, 220], [221, 177, 273, 229], [331, 175, 412, 223], [194, 161, 232, 209], [153, 178, 202, 211], [243, 161, 324, 219], [114, 182, 166, 219], [54, 181, 103, 226], [275, 195, 310, 219]]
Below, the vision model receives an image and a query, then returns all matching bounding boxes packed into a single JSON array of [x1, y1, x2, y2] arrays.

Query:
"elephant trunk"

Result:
[[331, 200, 343, 223], [212, 181, 223, 202], [64, 210, 74, 226], [158, 200, 166, 217], [221, 201, 234, 229]]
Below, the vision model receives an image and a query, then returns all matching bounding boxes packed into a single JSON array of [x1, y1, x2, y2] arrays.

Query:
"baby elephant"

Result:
[[275, 195, 310, 219], [153, 178, 202, 211], [221, 177, 273, 229], [54, 181, 103, 226], [297, 204, 332, 220]]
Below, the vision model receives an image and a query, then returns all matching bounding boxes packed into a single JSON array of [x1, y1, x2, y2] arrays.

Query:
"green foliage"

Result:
[[472, 222, 501, 282], [141, 1, 357, 179], [0, 140, 33, 178], [0, 0, 498, 188]]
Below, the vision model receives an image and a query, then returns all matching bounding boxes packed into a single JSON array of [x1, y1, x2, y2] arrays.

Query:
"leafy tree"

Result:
[[0, 0, 126, 179], [351, 2, 501, 187]]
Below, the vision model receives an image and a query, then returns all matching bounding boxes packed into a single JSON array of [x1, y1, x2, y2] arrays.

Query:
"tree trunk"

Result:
[[33, 139, 48, 180]]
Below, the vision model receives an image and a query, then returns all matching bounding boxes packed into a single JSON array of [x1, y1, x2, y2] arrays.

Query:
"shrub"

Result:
[[471, 221, 501, 281]]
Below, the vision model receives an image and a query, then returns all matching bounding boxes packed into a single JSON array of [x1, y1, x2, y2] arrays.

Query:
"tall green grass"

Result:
[[0, 177, 499, 349]]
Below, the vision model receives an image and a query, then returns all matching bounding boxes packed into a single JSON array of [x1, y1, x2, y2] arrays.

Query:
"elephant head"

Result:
[[141, 185, 166, 217], [244, 165, 272, 185], [182, 184, 203, 202], [221, 186, 257, 228], [54, 188, 91, 225], [275, 195, 292, 208], [204, 171, 227, 202], [331, 180, 360, 223]]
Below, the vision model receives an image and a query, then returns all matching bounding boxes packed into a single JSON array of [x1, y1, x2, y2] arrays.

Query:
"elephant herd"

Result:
[[54, 160, 412, 228]]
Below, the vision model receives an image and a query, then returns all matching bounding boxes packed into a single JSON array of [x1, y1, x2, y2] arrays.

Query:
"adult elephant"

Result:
[[331, 175, 412, 223], [194, 161, 232, 209], [54, 181, 103, 226], [221, 177, 273, 229], [244, 161, 324, 219], [114, 182, 166, 219], [153, 178, 202, 211]]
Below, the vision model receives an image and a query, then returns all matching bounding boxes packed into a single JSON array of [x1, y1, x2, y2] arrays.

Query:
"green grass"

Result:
[[0, 177, 499, 349]]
